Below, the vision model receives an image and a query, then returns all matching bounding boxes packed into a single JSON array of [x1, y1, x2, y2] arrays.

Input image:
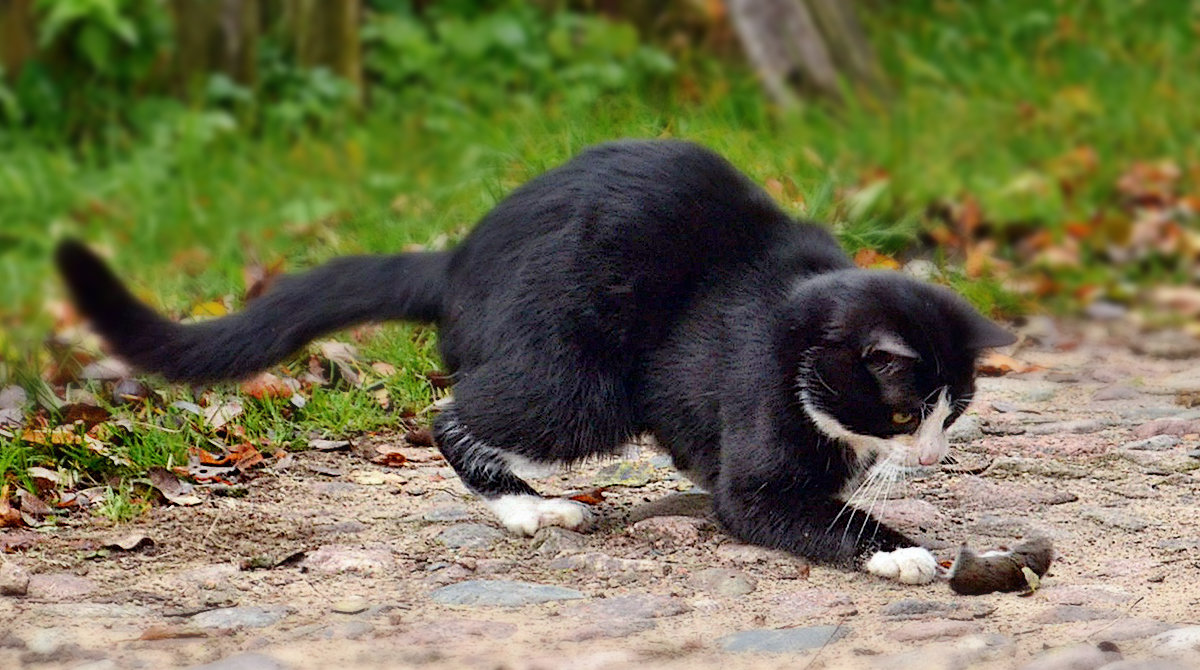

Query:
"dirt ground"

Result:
[[4, 316, 1200, 670]]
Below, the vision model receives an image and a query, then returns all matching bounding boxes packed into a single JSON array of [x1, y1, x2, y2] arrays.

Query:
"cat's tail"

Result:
[[54, 240, 449, 383]]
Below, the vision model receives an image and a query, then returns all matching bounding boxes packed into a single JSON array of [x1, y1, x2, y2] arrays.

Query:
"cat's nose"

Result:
[[919, 453, 940, 466]]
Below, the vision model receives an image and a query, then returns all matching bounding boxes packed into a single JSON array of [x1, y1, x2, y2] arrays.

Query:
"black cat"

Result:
[[56, 139, 1014, 583]]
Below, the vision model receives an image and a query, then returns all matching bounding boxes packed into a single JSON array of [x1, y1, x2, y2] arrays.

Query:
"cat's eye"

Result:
[[891, 412, 914, 425]]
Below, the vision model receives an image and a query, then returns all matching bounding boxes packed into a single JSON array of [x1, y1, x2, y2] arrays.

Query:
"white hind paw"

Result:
[[866, 547, 938, 585], [486, 495, 594, 536]]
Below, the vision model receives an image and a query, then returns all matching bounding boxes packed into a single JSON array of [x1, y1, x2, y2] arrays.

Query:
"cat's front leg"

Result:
[[713, 482, 938, 584]]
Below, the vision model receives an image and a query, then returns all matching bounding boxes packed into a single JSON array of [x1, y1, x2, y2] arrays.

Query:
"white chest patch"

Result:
[[802, 389, 953, 468]]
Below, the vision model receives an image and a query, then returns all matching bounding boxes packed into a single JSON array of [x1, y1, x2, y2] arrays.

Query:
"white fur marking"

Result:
[[500, 452, 565, 480], [801, 388, 953, 468], [486, 494, 592, 536], [866, 547, 938, 584]]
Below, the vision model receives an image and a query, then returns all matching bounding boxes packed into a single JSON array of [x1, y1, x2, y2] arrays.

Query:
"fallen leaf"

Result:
[[16, 490, 54, 517], [148, 467, 203, 506], [371, 362, 397, 377], [103, 533, 154, 551], [373, 387, 390, 409], [243, 258, 286, 302], [0, 488, 25, 528], [569, 488, 607, 506], [976, 352, 1038, 376], [241, 373, 295, 400], [231, 444, 264, 471], [309, 439, 351, 451], [853, 248, 901, 270], [371, 445, 407, 467], [190, 300, 228, 319], [60, 402, 111, 429], [203, 401, 243, 431], [424, 370, 453, 390]]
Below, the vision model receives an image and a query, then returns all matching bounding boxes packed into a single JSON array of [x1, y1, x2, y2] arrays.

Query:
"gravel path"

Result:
[[3, 318, 1200, 670]]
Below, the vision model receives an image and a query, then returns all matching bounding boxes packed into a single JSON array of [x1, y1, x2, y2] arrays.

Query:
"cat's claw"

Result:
[[865, 547, 939, 585], [486, 494, 593, 536]]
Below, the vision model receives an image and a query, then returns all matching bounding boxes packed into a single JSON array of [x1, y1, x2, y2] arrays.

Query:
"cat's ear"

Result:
[[863, 330, 919, 362], [962, 313, 1018, 350]]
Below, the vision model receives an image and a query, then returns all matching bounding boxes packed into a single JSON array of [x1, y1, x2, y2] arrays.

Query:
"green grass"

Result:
[[1, 0, 1198, 498]]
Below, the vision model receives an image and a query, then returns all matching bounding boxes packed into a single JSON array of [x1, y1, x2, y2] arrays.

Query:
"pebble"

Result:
[[594, 461, 658, 487], [190, 606, 290, 629], [989, 457, 1089, 479], [1040, 586, 1135, 607], [715, 543, 796, 565], [1155, 367, 1200, 394], [1093, 385, 1140, 401], [421, 505, 474, 522], [331, 596, 369, 614], [889, 620, 981, 642], [880, 599, 995, 621], [629, 516, 703, 546], [1035, 605, 1123, 624], [877, 634, 1015, 670], [437, 523, 506, 549], [564, 619, 656, 641], [948, 415, 984, 443], [950, 476, 1077, 509], [25, 573, 97, 600], [1149, 625, 1200, 654], [547, 552, 659, 575], [719, 625, 849, 653], [1081, 508, 1151, 532], [299, 545, 395, 574], [689, 568, 757, 596], [531, 527, 587, 557], [291, 621, 374, 640], [1026, 419, 1110, 435], [1084, 618, 1176, 642], [429, 580, 585, 607], [1019, 643, 1122, 670], [317, 520, 370, 535], [0, 561, 30, 596], [1133, 419, 1200, 439], [1122, 436, 1181, 451], [566, 594, 690, 620], [186, 652, 293, 670], [769, 589, 857, 618]]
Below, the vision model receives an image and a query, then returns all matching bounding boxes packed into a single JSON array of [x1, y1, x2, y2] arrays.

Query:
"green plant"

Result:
[[94, 483, 150, 522]]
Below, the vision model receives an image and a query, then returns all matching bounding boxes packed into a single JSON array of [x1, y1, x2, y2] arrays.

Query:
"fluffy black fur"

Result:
[[56, 139, 1014, 569]]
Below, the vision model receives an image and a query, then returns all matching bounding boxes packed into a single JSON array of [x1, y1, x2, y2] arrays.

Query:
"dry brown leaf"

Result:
[[371, 362, 397, 377], [853, 248, 901, 270], [203, 401, 243, 430], [103, 533, 154, 551], [148, 467, 202, 506], [16, 490, 54, 517], [190, 300, 228, 319], [976, 352, 1039, 376], [240, 373, 295, 400], [569, 488, 607, 506], [243, 258, 286, 302], [139, 625, 208, 641], [371, 446, 408, 467], [60, 402, 111, 429]]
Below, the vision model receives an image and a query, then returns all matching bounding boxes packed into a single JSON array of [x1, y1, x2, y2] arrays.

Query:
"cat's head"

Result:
[[790, 270, 1015, 468]]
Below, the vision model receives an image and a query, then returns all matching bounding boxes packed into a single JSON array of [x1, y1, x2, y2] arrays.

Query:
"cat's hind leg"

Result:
[[433, 405, 592, 536]]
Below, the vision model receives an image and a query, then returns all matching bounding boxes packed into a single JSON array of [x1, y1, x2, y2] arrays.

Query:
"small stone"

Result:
[[1094, 385, 1139, 401], [1023, 387, 1059, 403], [1035, 605, 1123, 624], [1027, 419, 1109, 435], [1081, 508, 1151, 532], [1019, 643, 1121, 670], [1085, 301, 1128, 321], [690, 568, 757, 596], [331, 596, 369, 614], [318, 520, 370, 535], [1150, 625, 1200, 654], [629, 516, 702, 546], [300, 546, 394, 574], [715, 543, 795, 565], [429, 580, 585, 607], [190, 606, 290, 629], [1085, 618, 1176, 641], [531, 527, 587, 557], [880, 599, 995, 621], [437, 523, 506, 549], [719, 625, 849, 653], [0, 561, 30, 596], [547, 552, 659, 575], [989, 457, 1089, 479], [594, 461, 658, 487], [1133, 418, 1200, 439], [421, 505, 474, 522], [1123, 435, 1181, 451], [566, 594, 690, 620], [950, 476, 1077, 509], [889, 620, 981, 642], [770, 589, 857, 617], [1040, 586, 1134, 607], [25, 573, 97, 601], [948, 415, 984, 443], [564, 619, 655, 641], [186, 652, 293, 670]]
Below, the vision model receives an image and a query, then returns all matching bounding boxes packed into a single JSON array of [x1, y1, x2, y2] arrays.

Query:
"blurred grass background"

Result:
[[0, 0, 1198, 504]]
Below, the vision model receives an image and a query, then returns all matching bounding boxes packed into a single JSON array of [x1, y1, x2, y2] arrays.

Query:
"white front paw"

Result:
[[866, 547, 938, 585]]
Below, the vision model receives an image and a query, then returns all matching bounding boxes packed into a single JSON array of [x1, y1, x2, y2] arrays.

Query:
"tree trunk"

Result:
[[727, 0, 882, 105], [283, 0, 362, 103], [170, 0, 261, 92], [0, 0, 37, 80]]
